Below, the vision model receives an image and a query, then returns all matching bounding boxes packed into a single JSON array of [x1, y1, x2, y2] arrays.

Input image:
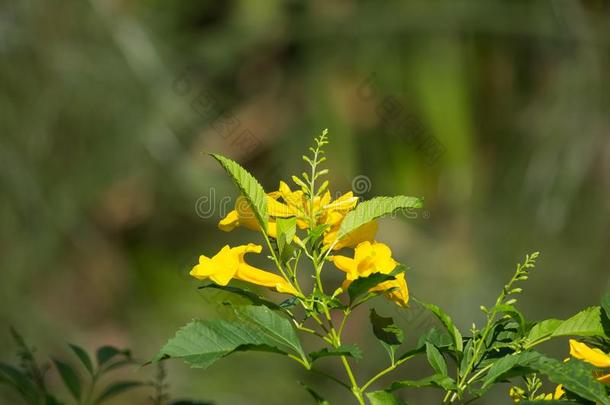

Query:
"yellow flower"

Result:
[[569, 339, 610, 368], [569, 339, 610, 385], [316, 191, 377, 251], [190, 244, 297, 295], [331, 241, 408, 307], [218, 195, 293, 238], [323, 219, 378, 251]]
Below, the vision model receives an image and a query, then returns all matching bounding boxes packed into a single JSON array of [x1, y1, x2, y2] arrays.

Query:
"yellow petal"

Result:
[[218, 210, 240, 232], [553, 385, 565, 399], [190, 246, 239, 285], [235, 264, 297, 295], [332, 255, 358, 278], [333, 220, 378, 250], [373, 273, 409, 307], [569, 339, 610, 368], [267, 195, 294, 217]]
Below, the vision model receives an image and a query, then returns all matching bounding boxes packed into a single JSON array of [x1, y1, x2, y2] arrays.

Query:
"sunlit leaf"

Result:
[[338, 196, 422, 239], [209, 153, 268, 232]]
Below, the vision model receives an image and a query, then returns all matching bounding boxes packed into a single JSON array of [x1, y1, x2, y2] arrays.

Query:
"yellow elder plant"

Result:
[[157, 131, 610, 405]]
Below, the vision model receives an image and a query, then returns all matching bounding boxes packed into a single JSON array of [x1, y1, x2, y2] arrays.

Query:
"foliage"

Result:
[[0, 329, 211, 405], [157, 131, 610, 404]]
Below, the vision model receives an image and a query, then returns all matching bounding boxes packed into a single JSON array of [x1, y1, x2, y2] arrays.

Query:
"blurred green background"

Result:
[[1, 0, 609, 404]]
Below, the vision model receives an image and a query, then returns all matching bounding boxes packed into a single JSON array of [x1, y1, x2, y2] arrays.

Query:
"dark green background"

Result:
[[1, 1, 609, 404]]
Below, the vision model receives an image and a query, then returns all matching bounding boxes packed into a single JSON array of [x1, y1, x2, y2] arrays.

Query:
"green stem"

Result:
[[361, 354, 415, 392]]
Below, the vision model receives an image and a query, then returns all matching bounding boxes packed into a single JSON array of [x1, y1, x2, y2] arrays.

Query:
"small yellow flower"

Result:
[[218, 195, 292, 238], [569, 339, 610, 385], [569, 339, 610, 368], [331, 241, 408, 307], [190, 244, 297, 295], [323, 219, 378, 251]]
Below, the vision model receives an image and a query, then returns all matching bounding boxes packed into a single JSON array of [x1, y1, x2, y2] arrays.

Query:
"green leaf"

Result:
[[276, 217, 296, 259], [525, 319, 563, 347], [209, 153, 268, 232], [348, 273, 394, 305], [94, 381, 143, 404], [528, 356, 610, 405], [370, 309, 403, 346], [96, 346, 128, 368], [494, 304, 526, 332], [416, 300, 463, 353], [53, 359, 81, 401], [232, 305, 305, 358], [156, 305, 304, 369], [366, 390, 407, 405], [309, 345, 363, 362], [338, 196, 422, 240], [390, 374, 456, 391], [0, 362, 39, 403], [198, 284, 282, 310], [481, 351, 542, 389], [416, 328, 453, 350], [68, 344, 93, 375], [552, 307, 605, 338], [425, 343, 448, 376]]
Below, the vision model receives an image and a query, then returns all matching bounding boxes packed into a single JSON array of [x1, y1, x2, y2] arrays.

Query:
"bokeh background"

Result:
[[1, 1, 610, 404]]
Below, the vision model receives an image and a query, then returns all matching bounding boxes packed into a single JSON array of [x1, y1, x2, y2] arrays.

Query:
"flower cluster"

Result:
[[189, 130, 409, 308], [192, 181, 407, 306]]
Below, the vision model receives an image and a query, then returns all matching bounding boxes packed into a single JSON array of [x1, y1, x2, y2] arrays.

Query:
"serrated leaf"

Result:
[[416, 300, 463, 353], [348, 273, 394, 305], [366, 390, 407, 405], [338, 196, 422, 239], [370, 309, 404, 346], [94, 381, 143, 404], [525, 319, 563, 347], [528, 356, 610, 405], [156, 305, 304, 369], [53, 359, 81, 401], [210, 153, 268, 232], [481, 351, 542, 389], [68, 344, 93, 375], [232, 305, 305, 358], [552, 307, 605, 338], [309, 345, 363, 362], [389, 374, 456, 391], [425, 343, 448, 376]]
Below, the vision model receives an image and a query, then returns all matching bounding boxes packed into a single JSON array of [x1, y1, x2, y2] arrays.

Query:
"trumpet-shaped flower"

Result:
[[569, 339, 610, 385], [218, 195, 292, 238], [569, 339, 610, 368], [190, 243, 297, 295], [331, 241, 408, 307]]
